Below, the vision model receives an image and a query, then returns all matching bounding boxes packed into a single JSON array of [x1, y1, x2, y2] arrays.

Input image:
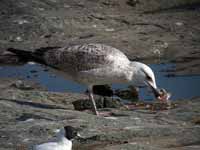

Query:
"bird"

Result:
[[34, 126, 79, 150], [7, 43, 167, 116]]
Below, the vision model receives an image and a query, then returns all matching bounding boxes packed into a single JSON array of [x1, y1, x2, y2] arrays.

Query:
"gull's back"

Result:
[[43, 43, 131, 85], [43, 43, 130, 73]]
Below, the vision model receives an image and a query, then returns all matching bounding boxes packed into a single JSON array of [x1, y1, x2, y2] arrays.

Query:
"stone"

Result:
[[72, 96, 124, 111], [0, 80, 200, 149], [114, 85, 139, 102]]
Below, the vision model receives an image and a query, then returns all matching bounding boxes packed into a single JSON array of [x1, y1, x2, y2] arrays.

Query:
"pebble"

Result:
[[12, 80, 33, 90], [92, 24, 97, 28], [24, 118, 34, 122], [15, 36, 23, 42], [14, 20, 29, 25], [105, 28, 115, 32], [175, 22, 184, 26], [105, 117, 118, 120]]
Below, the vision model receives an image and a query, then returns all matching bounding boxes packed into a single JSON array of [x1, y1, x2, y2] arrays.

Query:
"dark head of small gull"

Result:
[[57, 126, 79, 141], [34, 126, 80, 150]]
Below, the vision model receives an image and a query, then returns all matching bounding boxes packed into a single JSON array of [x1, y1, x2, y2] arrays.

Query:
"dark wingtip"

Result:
[[7, 48, 24, 54], [7, 48, 16, 52]]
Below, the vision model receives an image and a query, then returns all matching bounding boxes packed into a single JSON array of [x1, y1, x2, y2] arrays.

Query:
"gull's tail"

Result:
[[7, 47, 60, 64]]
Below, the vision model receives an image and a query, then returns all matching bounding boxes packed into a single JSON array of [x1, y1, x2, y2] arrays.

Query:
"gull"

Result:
[[34, 126, 79, 150], [7, 43, 165, 116]]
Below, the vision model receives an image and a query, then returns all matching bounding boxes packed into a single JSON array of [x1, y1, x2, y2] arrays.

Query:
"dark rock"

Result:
[[43, 34, 52, 38], [72, 97, 124, 111], [30, 70, 38, 73], [114, 85, 139, 102], [92, 85, 114, 97], [73, 97, 104, 111], [192, 117, 200, 125], [126, 0, 139, 7], [79, 34, 94, 39], [104, 97, 124, 108]]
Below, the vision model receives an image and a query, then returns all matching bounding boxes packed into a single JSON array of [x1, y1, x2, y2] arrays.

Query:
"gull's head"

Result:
[[57, 126, 79, 141], [130, 62, 161, 99]]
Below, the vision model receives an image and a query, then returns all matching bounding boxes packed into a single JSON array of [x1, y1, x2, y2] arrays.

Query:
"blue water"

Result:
[[0, 63, 199, 100]]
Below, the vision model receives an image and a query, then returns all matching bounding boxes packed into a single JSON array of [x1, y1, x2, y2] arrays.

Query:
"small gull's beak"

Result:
[[75, 133, 84, 139]]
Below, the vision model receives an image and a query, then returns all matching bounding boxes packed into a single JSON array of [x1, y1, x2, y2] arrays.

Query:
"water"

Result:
[[0, 63, 199, 100]]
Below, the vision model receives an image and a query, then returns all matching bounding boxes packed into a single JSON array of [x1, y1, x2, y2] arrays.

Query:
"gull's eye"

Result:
[[146, 75, 152, 81], [141, 69, 153, 82]]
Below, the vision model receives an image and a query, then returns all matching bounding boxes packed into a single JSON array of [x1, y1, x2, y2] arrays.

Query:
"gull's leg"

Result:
[[88, 86, 99, 116]]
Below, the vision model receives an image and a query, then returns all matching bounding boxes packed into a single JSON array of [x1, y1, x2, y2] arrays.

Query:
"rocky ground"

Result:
[[0, 0, 200, 150], [0, 79, 200, 150], [0, 0, 200, 74]]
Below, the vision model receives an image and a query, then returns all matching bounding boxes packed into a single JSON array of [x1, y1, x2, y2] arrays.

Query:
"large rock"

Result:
[[72, 96, 125, 111], [0, 0, 200, 76], [0, 78, 200, 150]]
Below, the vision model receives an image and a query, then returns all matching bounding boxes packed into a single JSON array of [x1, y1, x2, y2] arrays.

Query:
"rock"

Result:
[[15, 36, 23, 42], [126, 0, 139, 7], [72, 96, 124, 111], [11, 80, 34, 90], [72, 97, 104, 111], [92, 85, 114, 97], [30, 70, 38, 73], [114, 85, 139, 102], [104, 97, 125, 108], [175, 22, 184, 26], [105, 28, 115, 32], [0, 0, 199, 76], [0, 80, 200, 150], [192, 116, 200, 125], [0, 0, 200, 149]]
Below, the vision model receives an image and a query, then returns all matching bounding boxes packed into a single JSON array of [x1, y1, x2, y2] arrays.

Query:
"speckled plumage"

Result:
[[43, 43, 132, 85]]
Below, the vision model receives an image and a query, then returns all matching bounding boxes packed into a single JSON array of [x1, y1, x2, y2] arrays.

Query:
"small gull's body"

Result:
[[7, 43, 168, 115]]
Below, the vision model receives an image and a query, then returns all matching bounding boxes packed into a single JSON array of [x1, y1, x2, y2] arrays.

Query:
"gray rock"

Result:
[[0, 0, 200, 76], [72, 97, 124, 111], [0, 79, 200, 150], [0, 0, 200, 149]]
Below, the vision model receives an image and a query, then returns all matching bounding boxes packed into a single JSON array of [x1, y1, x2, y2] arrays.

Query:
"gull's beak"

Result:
[[75, 133, 84, 139], [146, 81, 160, 98]]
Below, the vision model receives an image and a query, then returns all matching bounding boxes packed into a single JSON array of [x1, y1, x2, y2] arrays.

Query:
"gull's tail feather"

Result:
[[7, 48, 35, 62], [7, 46, 60, 64]]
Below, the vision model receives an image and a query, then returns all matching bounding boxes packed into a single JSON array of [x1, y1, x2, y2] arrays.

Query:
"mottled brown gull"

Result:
[[7, 43, 166, 116]]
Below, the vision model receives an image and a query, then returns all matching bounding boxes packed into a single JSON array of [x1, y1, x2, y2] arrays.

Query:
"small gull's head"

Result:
[[130, 62, 162, 100], [57, 126, 79, 141]]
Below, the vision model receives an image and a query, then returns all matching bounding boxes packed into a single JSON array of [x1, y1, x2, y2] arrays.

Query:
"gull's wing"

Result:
[[43, 43, 130, 72]]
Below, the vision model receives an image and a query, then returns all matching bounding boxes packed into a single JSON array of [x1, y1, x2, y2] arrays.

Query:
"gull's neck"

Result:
[[56, 131, 72, 145], [57, 135, 70, 143], [127, 61, 145, 83], [123, 61, 141, 81], [57, 136, 72, 149]]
